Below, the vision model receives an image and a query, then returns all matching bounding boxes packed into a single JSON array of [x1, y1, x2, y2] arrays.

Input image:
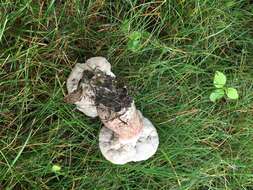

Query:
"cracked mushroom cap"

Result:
[[66, 57, 115, 118]]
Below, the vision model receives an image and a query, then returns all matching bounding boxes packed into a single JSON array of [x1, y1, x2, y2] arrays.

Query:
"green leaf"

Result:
[[210, 89, 225, 102], [127, 39, 140, 52], [225, 87, 239, 100], [121, 19, 130, 33], [129, 31, 142, 40], [127, 31, 142, 52], [52, 164, 61, 173], [214, 71, 226, 88]]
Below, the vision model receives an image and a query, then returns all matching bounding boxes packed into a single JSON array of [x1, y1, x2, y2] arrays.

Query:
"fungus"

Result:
[[65, 57, 159, 164]]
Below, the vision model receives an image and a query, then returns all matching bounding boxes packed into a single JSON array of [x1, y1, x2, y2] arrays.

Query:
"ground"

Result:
[[0, 0, 253, 189]]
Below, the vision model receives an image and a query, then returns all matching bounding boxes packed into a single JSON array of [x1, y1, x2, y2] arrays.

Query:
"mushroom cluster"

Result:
[[65, 57, 159, 164]]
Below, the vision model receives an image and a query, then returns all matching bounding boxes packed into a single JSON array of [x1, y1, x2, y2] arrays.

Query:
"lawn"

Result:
[[1, 0, 253, 189]]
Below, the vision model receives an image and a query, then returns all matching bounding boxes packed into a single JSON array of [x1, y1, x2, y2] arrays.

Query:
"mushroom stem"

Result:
[[97, 102, 144, 141]]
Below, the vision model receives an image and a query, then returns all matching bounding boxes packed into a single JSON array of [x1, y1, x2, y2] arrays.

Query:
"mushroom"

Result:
[[65, 57, 159, 164]]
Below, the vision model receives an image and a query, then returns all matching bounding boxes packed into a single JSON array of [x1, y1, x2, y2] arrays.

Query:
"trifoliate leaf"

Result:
[[210, 89, 225, 102], [225, 87, 239, 100], [214, 71, 226, 88]]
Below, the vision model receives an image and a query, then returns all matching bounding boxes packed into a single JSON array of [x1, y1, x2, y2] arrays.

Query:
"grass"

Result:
[[0, 0, 253, 189]]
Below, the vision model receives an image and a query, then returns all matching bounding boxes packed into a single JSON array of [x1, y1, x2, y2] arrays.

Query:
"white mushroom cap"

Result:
[[66, 63, 98, 117], [74, 83, 98, 118], [66, 63, 86, 93], [99, 112, 159, 165], [84, 57, 115, 77], [66, 57, 115, 118]]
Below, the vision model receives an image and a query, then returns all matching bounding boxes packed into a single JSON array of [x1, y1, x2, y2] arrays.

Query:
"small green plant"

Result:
[[121, 20, 142, 52], [127, 31, 142, 52], [52, 164, 61, 174], [210, 71, 239, 102]]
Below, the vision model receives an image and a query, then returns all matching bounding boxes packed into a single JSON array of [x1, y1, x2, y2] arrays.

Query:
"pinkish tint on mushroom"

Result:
[[65, 57, 159, 164]]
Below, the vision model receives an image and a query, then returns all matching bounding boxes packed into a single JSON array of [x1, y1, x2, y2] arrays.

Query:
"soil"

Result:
[[92, 71, 132, 112]]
